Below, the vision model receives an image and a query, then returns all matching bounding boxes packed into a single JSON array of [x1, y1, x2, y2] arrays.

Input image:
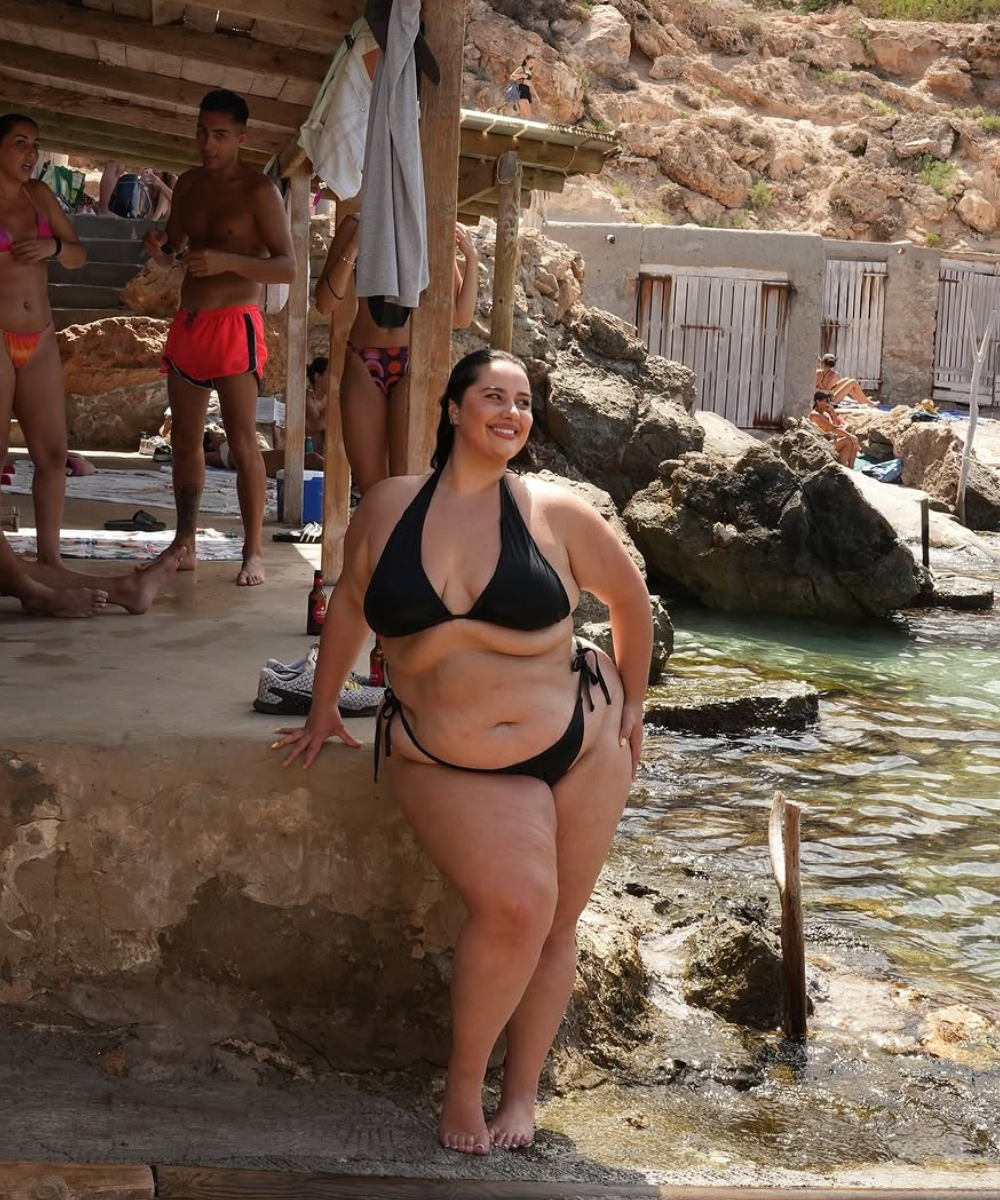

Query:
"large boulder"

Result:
[[957, 190, 998, 235], [58, 316, 169, 396], [898, 423, 1000, 531], [121, 258, 183, 317], [566, 4, 632, 83], [657, 123, 753, 209], [623, 444, 924, 620], [543, 343, 702, 507], [891, 113, 956, 161], [66, 380, 169, 450]]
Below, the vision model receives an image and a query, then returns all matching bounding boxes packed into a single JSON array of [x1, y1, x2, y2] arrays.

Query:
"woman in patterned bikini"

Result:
[[0, 114, 86, 567], [315, 206, 479, 496]]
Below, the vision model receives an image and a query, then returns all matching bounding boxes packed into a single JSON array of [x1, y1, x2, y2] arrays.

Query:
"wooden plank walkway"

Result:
[[1, 1163, 997, 1200]]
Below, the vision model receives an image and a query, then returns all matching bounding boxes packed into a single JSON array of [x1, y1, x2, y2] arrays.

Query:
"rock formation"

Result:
[[623, 443, 925, 620], [469, 1, 1000, 251]]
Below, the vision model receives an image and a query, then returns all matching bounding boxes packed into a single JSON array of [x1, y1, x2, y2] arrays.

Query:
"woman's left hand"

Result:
[[11, 237, 56, 264], [619, 701, 643, 779]]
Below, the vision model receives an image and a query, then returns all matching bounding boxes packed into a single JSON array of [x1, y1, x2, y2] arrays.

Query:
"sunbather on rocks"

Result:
[[810, 389, 860, 468], [0, 534, 186, 618]]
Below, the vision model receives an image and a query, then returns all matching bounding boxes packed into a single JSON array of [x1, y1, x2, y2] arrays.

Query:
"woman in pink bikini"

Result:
[[315, 205, 479, 496], [0, 113, 86, 567]]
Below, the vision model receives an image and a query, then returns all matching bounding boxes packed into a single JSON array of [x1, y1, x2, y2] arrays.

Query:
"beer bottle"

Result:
[[369, 635, 385, 687], [306, 569, 327, 635]]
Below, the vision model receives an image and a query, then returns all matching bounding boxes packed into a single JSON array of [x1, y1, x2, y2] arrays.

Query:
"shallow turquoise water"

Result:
[[633, 603, 1000, 999]]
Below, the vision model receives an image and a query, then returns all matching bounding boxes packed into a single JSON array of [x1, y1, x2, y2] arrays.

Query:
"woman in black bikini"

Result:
[[275, 349, 652, 1156]]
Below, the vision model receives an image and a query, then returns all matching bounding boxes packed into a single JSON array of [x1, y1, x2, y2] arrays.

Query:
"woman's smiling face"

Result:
[[450, 358, 533, 461]]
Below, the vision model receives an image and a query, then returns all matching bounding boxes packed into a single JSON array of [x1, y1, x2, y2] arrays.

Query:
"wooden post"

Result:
[[920, 496, 930, 568], [405, 0, 466, 473], [321, 199, 358, 580], [490, 150, 522, 353], [957, 308, 998, 527], [281, 161, 311, 527], [768, 790, 808, 1041]]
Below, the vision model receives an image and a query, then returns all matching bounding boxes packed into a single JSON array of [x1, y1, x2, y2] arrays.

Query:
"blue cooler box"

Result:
[[276, 469, 324, 524]]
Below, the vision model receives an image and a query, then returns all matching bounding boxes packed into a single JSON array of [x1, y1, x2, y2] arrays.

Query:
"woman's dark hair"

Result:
[[199, 89, 250, 129], [814, 389, 833, 406], [0, 114, 37, 144], [306, 356, 329, 387], [431, 348, 528, 470]]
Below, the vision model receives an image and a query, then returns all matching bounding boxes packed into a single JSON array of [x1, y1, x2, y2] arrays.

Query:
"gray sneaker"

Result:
[[253, 662, 384, 717]]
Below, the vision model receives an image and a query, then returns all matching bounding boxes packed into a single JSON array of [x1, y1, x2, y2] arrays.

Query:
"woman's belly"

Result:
[[383, 620, 621, 770], [0, 263, 52, 332]]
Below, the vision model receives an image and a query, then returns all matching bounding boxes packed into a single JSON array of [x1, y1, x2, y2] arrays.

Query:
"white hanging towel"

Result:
[[356, 0, 428, 309], [298, 17, 380, 202]]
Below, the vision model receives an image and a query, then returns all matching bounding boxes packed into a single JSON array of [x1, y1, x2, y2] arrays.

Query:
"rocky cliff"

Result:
[[466, 0, 1000, 250]]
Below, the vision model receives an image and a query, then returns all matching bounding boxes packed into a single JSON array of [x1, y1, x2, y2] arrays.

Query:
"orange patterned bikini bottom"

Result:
[[1, 323, 50, 371]]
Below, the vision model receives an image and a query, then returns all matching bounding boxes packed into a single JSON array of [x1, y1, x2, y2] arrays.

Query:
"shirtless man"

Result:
[[142, 89, 296, 586]]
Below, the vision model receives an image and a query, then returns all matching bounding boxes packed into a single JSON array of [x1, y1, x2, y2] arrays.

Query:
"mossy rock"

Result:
[[645, 676, 819, 734]]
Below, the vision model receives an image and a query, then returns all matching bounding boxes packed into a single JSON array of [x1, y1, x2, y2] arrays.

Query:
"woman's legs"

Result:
[[489, 699, 631, 1149], [11, 328, 67, 567], [18, 546, 185, 614], [518, 98, 532, 120], [340, 349, 389, 496], [387, 758, 559, 1154], [387, 373, 411, 477], [98, 161, 124, 217]]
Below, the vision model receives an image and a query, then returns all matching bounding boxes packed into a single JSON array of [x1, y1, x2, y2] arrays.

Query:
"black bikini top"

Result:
[[364, 469, 571, 638]]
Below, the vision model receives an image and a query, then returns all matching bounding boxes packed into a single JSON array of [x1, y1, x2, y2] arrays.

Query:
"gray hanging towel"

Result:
[[356, 0, 429, 311]]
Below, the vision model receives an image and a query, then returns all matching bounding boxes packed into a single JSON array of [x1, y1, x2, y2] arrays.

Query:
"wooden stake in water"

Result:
[[920, 496, 930, 569], [769, 790, 807, 1040]]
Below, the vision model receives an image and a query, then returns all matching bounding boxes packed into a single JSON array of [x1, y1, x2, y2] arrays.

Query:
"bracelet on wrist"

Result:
[[50, 236, 62, 259], [339, 254, 356, 267]]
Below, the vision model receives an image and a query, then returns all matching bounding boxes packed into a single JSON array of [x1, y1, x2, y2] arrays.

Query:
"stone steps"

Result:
[[50, 215, 156, 329]]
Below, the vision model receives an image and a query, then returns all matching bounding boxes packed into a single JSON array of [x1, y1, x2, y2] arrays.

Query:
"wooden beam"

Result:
[[321, 200, 358, 580], [0, 76, 288, 154], [282, 163, 311, 527], [180, 0, 356, 36], [0, 45, 309, 133], [0, 0, 330, 84], [138, 1165, 1000, 1200], [0, 1162, 154, 1199], [457, 159, 496, 206], [406, 0, 466, 474], [490, 151, 521, 353], [459, 129, 610, 175], [23, 107, 269, 167], [36, 137, 196, 177]]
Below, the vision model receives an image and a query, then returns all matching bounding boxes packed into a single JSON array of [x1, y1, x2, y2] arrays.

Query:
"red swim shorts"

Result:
[[162, 304, 267, 389]]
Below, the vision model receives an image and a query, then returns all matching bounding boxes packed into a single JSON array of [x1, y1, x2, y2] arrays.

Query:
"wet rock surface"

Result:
[[645, 675, 819, 734]]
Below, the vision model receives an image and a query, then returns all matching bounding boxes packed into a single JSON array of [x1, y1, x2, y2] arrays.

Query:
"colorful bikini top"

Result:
[[364, 469, 572, 638], [0, 190, 53, 253]]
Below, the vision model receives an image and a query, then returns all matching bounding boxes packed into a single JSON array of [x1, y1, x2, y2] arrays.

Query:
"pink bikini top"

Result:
[[0, 190, 53, 253]]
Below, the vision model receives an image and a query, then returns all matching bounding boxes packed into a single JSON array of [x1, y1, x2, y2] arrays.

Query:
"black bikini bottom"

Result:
[[374, 640, 611, 787]]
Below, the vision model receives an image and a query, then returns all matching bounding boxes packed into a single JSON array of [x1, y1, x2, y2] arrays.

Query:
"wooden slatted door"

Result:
[[637, 270, 790, 428], [821, 259, 887, 391], [934, 258, 1000, 405]]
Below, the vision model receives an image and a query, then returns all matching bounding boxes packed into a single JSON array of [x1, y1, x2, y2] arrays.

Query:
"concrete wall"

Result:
[[824, 239, 941, 407], [546, 222, 826, 422]]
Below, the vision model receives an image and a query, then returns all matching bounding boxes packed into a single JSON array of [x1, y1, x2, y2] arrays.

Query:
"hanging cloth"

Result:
[[356, 0, 428, 311], [298, 17, 380, 201]]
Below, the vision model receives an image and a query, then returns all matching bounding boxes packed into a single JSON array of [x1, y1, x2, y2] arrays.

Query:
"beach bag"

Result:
[[109, 173, 152, 219], [504, 80, 520, 104]]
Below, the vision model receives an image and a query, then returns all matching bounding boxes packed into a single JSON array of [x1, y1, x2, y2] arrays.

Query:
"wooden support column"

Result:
[[405, 0, 467, 473], [490, 150, 522, 352], [282, 162, 311, 527], [321, 200, 359, 580]]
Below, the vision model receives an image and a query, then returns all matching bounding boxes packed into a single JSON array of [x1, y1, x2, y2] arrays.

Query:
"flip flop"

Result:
[[104, 509, 167, 532], [271, 522, 323, 544]]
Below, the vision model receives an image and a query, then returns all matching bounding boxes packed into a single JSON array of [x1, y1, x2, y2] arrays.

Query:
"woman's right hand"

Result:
[[272, 703, 363, 768]]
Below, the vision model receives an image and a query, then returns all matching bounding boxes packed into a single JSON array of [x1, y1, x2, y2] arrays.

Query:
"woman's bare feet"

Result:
[[19, 580, 108, 619], [108, 545, 187, 613], [439, 1072, 492, 1155], [487, 1094, 536, 1150], [237, 551, 266, 587]]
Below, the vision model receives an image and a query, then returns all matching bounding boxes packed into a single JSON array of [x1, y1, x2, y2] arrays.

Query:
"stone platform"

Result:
[[1, 488, 460, 1072]]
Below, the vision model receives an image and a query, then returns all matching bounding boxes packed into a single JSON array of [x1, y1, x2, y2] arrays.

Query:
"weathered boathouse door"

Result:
[[637, 268, 790, 428], [821, 259, 887, 392], [934, 258, 1000, 405]]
